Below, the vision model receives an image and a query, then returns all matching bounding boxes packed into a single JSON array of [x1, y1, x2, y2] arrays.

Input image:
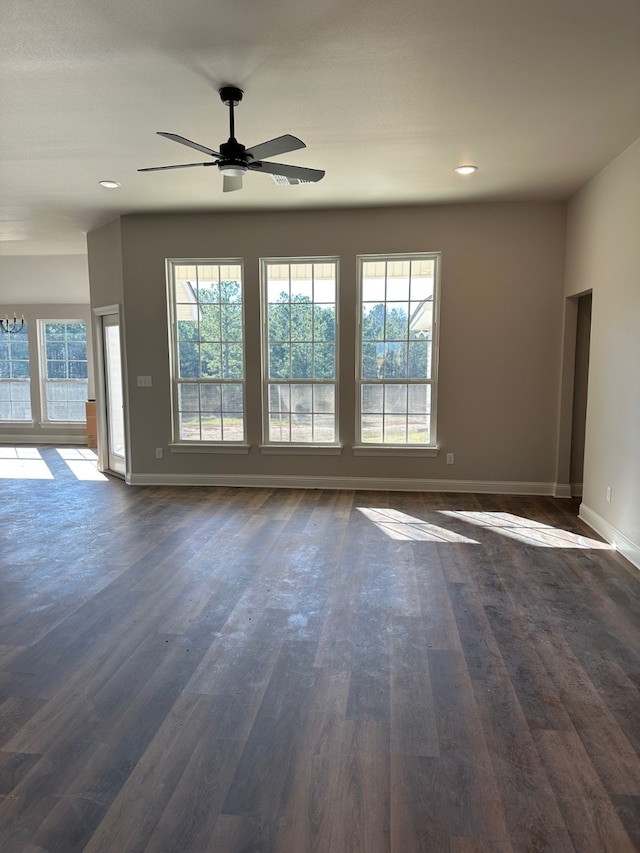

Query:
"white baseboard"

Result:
[[127, 472, 557, 496], [554, 483, 572, 498], [579, 503, 640, 571], [0, 433, 86, 446]]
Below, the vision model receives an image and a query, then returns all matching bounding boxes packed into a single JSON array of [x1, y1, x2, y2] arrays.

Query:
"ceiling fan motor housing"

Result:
[[219, 86, 243, 107], [217, 139, 249, 175]]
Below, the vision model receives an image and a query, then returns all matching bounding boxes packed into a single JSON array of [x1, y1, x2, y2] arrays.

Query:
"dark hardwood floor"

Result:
[[0, 447, 639, 851]]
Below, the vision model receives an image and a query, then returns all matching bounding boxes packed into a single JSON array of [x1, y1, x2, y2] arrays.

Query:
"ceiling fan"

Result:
[[138, 86, 325, 193]]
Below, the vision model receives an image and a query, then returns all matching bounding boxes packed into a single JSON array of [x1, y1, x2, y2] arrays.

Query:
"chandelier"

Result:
[[0, 313, 25, 334]]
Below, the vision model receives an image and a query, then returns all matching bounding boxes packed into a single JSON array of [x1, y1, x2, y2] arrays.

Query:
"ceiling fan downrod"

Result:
[[219, 86, 243, 142]]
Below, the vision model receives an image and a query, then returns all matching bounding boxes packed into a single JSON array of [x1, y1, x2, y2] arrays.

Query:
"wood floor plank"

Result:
[[143, 736, 245, 853], [4, 615, 183, 754], [532, 622, 640, 796], [277, 718, 390, 853], [0, 696, 47, 748], [0, 736, 101, 851], [390, 615, 439, 757], [0, 750, 41, 797], [610, 794, 640, 850], [446, 579, 509, 684], [451, 839, 514, 853], [207, 813, 276, 853], [345, 597, 391, 722], [221, 639, 321, 819], [30, 796, 106, 853], [390, 753, 452, 852], [534, 728, 636, 852], [471, 669, 576, 852], [429, 648, 511, 844], [415, 549, 463, 652], [272, 668, 352, 851], [484, 603, 574, 732], [321, 719, 391, 853], [0, 645, 27, 670], [313, 509, 364, 671], [90, 693, 216, 845], [185, 606, 288, 702], [83, 693, 240, 853], [274, 689, 390, 851]]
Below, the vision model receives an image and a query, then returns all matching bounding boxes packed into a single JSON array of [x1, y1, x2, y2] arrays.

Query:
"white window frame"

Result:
[[0, 324, 32, 423], [260, 256, 340, 450], [167, 259, 247, 449], [37, 319, 88, 424], [355, 252, 441, 453]]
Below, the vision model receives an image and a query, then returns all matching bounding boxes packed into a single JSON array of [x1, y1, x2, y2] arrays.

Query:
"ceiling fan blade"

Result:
[[223, 174, 244, 193], [245, 134, 306, 162], [249, 160, 325, 183], [157, 132, 221, 158], [138, 162, 214, 172]]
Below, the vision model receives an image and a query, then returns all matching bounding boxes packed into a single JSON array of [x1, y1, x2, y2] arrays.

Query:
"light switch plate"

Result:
[[137, 375, 152, 387]]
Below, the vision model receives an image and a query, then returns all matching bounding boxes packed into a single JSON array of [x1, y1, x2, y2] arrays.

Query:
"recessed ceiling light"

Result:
[[99, 180, 121, 189], [454, 165, 478, 175]]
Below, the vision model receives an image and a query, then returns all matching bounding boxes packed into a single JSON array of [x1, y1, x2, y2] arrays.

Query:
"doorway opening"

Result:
[[93, 306, 126, 478], [569, 293, 592, 498]]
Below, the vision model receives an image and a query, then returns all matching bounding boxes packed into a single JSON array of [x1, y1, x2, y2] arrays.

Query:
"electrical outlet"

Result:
[[606, 486, 612, 502], [155, 447, 163, 459], [446, 453, 454, 465]]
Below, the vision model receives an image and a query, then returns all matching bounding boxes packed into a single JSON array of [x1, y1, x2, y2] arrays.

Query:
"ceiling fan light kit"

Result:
[[139, 86, 325, 193], [218, 164, 247, 177]]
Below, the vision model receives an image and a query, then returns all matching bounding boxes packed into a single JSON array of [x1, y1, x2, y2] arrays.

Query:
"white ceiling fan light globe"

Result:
[[219, 164, 248, 178]]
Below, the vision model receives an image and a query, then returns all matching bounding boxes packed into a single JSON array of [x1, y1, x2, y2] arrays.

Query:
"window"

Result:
[[169, 260, 245, 443], [0, 327, 32, 421], [262, 258, 338, 444], [357, 254, 440, 446], [39, 321, 89, 422]]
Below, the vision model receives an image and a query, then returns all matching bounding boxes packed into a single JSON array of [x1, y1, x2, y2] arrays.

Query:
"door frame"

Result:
[[92, 304, 129, 479]]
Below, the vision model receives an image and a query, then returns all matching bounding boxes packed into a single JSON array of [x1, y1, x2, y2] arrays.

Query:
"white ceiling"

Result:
[[2, 0, 640, 257]]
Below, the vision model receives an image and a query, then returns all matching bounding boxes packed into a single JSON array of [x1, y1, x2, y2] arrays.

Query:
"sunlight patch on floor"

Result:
[[357, 507, 479, 543], [56, 448, 108, 481], [438, 510, 611, 549], [0, 447, 54, 479], [0, 447, 108, 481]]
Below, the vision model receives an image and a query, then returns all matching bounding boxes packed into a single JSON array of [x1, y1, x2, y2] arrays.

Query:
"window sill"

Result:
[[260, 444, 343, 456], [169, 442, 250, 455], [40, 421, 86, 428], [352, 445, 439, 457]]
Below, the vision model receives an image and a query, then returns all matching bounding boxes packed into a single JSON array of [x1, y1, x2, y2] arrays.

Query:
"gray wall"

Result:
[[564, 136, 640, 567], [89, 201, 568, 489], [0, 255, 89, 304], [86, 218, 124, 310]]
